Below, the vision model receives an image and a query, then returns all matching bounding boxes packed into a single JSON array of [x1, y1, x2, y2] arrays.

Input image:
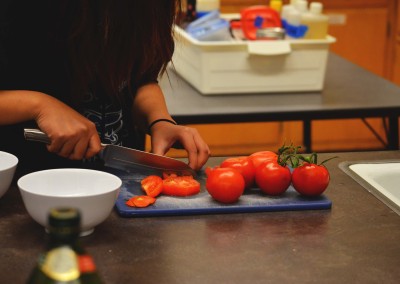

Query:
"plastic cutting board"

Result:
[[112, 168, 332, 217]]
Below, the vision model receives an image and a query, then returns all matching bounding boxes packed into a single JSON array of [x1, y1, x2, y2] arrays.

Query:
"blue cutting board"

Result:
[[111, 168, 332, 217]]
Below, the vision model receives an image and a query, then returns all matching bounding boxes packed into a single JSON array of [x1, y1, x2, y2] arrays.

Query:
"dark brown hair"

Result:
[[57, 0, 180, 101]]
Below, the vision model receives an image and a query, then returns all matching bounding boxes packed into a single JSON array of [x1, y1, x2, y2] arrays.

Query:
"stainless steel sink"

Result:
[[339, 160, 400, 216]]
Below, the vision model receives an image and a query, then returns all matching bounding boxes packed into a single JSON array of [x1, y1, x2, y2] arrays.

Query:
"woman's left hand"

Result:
[[149, 121, 210, 171]]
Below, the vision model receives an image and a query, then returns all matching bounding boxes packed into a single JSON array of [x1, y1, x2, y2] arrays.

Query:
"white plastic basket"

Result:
[[172, 25, 336, 95]]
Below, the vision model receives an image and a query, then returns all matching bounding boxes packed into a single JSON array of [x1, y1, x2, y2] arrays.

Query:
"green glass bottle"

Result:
[[27, 208, 103, 284]]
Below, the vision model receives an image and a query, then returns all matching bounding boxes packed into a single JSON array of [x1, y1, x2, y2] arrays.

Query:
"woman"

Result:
[[0, 0, 210, 171]]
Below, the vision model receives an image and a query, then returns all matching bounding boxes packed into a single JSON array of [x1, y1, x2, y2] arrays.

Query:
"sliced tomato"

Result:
[[162, 175, 201, 197], [162, 172, 178, 179], [126, 195, 156, 208], [141, 175, 163, 197]]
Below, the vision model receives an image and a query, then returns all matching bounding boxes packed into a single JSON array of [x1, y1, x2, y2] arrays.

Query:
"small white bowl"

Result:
[[18, 168, 122, 236], [0, 151, 19, 199]]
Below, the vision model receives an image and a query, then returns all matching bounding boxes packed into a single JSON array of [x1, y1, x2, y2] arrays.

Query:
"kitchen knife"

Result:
[[23, 128, 196, 176]]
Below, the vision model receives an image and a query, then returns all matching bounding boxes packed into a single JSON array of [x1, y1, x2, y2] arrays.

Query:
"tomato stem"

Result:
[[278, 143, 338, 168]]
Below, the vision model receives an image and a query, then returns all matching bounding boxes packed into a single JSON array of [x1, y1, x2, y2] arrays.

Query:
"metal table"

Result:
[[160, 53, 400, 152]]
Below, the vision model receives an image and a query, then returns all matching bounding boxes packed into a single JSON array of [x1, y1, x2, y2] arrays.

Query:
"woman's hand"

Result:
[[149, 121, 210, 171], [34, 93, 102, 160], [0, 90, 102, 160]]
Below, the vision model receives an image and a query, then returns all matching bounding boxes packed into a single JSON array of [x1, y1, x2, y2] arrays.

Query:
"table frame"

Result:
[[160, 53, 400, 152]]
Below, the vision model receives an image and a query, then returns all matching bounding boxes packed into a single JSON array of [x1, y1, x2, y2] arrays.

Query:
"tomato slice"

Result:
[[162, 175, 201, 197], [126, 195, 156, 208], [162, 172, 178, 179], [141, 175, 163, 197]]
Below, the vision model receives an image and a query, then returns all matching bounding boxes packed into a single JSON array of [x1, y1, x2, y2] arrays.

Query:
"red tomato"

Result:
[[292, 163, 330, 196], [205, 167, 245, 204], [162, 175, 201, 197], [255, 161, 291, 195], [141, 175, 163, 198], [220, 156, 255, 189], [249, 151, 278, 169]]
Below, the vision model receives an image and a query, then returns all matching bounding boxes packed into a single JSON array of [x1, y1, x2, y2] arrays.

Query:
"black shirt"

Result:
[[0, 0, 146, 170]]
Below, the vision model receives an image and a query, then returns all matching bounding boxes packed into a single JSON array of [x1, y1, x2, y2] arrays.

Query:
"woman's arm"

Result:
[[0, 90, 101, 159], [132, 83, 210, 171]]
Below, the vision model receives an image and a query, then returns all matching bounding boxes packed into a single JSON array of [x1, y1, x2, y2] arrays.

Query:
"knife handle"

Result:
[[24, 128, 51, 144], [24, 128, 109, 148], [25, 128, 183, 150]]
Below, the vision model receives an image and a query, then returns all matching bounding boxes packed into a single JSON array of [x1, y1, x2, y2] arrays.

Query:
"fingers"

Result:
[[34, 97, 102, 161], [151, 125, 210, 171], [46, 125, 101, 160], [185, 128, 210, 171], [85, 135, 102, 159]]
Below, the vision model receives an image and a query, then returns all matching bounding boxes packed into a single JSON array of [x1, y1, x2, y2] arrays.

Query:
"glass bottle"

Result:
[[27, 208, 103, 284]]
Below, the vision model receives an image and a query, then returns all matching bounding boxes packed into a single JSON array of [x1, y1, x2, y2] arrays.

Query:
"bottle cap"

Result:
[[295, 0, 308, 12], [270, 0, 283, 12], [310, 2, 323, 14]]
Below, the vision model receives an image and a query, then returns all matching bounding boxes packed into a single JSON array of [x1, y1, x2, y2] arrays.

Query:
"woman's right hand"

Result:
[[0, 90, 101, 160], [34, 93, 102, 160]]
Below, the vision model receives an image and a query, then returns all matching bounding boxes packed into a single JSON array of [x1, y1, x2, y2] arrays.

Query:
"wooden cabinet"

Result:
[[392, 0, 400, 85], [156, 0, 399, 157]]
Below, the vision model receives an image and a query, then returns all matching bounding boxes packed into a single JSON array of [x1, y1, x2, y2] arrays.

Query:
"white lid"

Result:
[[310, 2, 323, 14], [295, 0, 308, 12]]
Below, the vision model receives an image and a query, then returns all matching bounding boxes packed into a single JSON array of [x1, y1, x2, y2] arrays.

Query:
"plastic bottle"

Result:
[[301, 2, 329, 39], [281, 0, 298, 28], [196, 0, 220, 18], [27, 208, 103, 284], [285, 9, 308, 38]]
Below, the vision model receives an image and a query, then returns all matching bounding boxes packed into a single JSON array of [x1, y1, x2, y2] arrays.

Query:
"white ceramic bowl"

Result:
[[18, 168, 122, 236], [0, 151, 19, 199]]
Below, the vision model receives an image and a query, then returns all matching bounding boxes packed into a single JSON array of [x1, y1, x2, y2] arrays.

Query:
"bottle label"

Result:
[[79, 255, 97, 273], [40, 246, 80, 281]]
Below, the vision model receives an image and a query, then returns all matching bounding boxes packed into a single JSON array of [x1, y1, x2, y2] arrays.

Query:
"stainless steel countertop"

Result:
[[1, 151, 400, 283]]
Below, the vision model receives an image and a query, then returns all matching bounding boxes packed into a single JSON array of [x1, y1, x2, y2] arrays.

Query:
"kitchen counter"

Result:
[[1, 151, 400, 283]]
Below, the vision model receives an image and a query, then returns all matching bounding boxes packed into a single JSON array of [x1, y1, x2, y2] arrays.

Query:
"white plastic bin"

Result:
[[172, 25, 336, 95]]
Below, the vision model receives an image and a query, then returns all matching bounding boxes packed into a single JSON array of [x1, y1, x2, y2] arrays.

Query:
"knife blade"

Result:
[[23, 128, 196, 176]]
